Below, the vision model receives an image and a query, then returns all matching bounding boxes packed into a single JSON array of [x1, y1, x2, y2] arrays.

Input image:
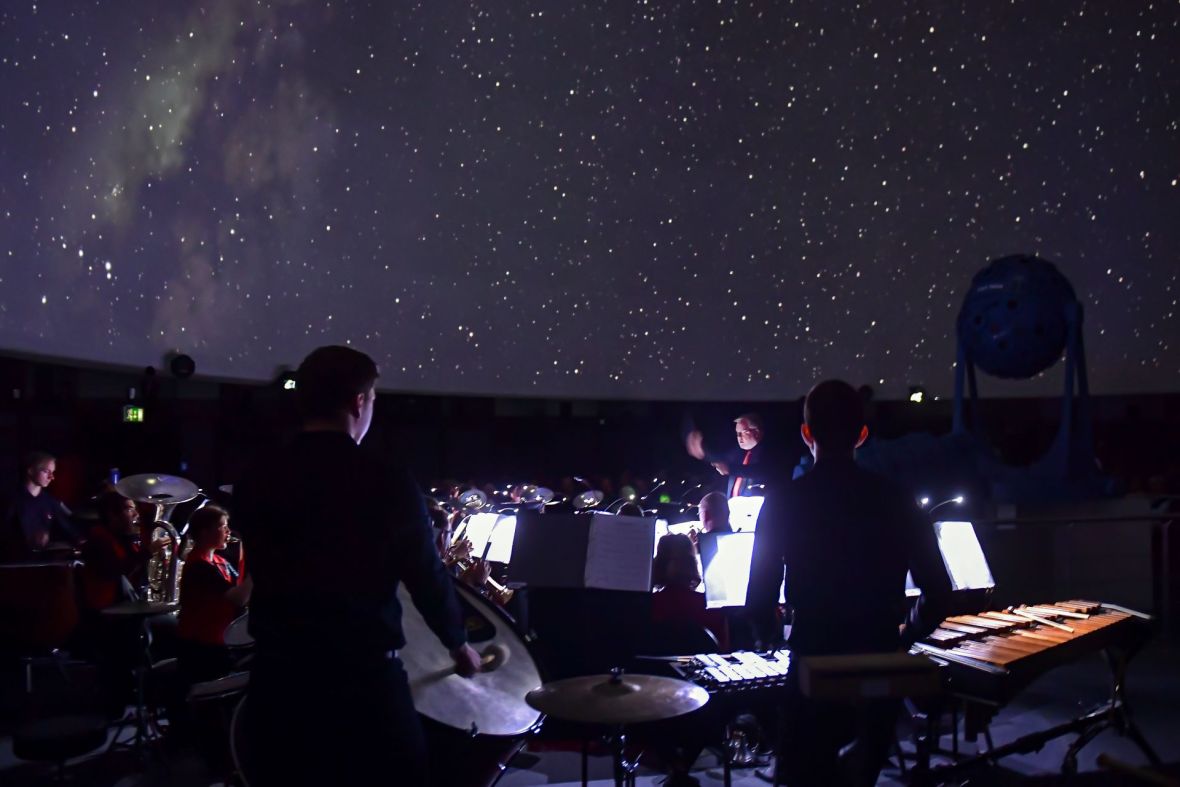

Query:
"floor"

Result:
[[1, 641, 1177, 786]]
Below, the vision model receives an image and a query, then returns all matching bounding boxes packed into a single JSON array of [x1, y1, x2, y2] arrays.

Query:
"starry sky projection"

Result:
[[0, 1, 1177, 400]]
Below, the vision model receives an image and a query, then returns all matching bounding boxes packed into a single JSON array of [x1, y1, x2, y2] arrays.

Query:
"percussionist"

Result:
[[746, 379, 952, 785]]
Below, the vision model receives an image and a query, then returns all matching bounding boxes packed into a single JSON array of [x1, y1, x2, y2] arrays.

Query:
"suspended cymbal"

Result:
[[518, 485, 554, 504], [573, 489, 604, 510], [115, 474, 199, 505], [458, 488, 488, 510], [525, 672, 708, 725]]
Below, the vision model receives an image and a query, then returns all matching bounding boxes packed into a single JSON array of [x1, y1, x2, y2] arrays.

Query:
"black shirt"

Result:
[[706, 442, 779, 498], [746, 456, 952, 655], [2, 485, 79, 558], [234, 431, 466, 657]]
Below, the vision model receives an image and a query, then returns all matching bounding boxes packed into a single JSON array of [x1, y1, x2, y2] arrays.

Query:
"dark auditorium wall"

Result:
[[1, 354, 1179, 506]]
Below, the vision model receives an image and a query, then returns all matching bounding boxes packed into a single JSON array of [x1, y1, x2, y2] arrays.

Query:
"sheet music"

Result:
[[460, 512, 517, 565], [934, 520, 994, 591], [727, 495, 765, 532], [700, 531, 785, 608], [584, 514, 654, 591]]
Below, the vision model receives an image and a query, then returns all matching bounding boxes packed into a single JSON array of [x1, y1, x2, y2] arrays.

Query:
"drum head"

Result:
[[398, 580, 543, 737]]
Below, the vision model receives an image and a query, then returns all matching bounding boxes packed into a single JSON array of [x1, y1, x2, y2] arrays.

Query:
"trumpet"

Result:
[[443, 539, 515, 606]]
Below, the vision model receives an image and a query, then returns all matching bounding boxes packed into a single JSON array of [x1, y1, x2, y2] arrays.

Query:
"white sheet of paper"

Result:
[[727, 495, 765, 532], [702, 532, 755, 608], [584, 514, 654, 591], [934, 520, 994, 591], [460, 512, 517, 565]]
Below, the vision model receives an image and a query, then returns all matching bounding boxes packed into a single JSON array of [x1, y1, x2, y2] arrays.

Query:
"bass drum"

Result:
[[398, 578, 545, 787]]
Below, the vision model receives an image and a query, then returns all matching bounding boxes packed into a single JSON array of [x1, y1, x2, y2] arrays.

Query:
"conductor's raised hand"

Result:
[[686, 429, 706, 460], [450, 643, 482, 678]]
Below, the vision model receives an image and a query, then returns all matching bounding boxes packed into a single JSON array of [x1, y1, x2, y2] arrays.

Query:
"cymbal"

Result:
[[115, 474, 199, 506], [458, 488, 488, 510], [526, 672, 708, 725], [518, 485, 555, 504], [573, 490, 604, 510]]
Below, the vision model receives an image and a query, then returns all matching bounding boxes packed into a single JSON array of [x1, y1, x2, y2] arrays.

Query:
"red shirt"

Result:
[[79, 525, 144, 611], [177, 553, 241, 646], [651, 585, 729, 651]]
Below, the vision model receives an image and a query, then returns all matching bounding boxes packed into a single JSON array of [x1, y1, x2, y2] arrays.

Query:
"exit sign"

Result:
[[123, 405, 145, 423]]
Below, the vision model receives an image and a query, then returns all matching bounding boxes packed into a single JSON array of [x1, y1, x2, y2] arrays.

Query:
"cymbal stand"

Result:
[[107, 620, 161, 762], [608, 726, 639, 787]]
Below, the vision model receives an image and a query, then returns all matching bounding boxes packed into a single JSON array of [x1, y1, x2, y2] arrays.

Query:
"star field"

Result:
[[0, 1, 1177, 399]]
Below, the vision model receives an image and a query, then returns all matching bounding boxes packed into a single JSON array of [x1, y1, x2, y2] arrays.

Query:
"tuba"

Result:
[[145, 512, 186, 603]]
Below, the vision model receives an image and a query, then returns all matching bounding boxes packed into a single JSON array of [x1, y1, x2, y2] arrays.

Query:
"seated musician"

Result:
[[177, 506, 252, 686], [697, 491, 733, 535], [651, 533, 728, 650], [1, 451, 81, 559], [75, 491, 160, 714], [428, 502, 491, 591], [746, 379, 952, 786], [78, 491, 149, 614]]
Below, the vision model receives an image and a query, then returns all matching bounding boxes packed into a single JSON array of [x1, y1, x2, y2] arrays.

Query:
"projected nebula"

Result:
[[0, 1, 1177, 398]]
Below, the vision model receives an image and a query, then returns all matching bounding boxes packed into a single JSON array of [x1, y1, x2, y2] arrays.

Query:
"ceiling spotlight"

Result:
[[908, 385, 927, 404]]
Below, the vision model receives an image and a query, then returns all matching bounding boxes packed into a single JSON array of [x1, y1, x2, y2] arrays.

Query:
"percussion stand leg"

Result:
[[581, 738, 589, 787]]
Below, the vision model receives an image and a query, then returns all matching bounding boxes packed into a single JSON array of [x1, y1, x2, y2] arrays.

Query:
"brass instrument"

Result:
[[116, 474, 200, 604], [443, 539, 515, 606], [145, 517, 185, 603]]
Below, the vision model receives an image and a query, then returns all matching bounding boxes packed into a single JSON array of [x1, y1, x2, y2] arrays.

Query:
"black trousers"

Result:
[[240, 653, 428, 787], [775, 673, 899, 787]]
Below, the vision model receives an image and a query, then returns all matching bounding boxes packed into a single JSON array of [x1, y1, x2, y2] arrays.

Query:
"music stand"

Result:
[[906, 520, 994, 610], [461, 512, 518, 564], [698, 532, 784, 609]]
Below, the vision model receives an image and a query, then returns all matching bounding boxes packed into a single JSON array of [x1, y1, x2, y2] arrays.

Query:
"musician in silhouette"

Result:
[[747, 379, 952, 786], [235, 345, 480, 786]]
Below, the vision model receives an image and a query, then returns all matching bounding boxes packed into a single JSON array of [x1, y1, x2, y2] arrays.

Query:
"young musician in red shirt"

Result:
[[177, 505, 252, 685], [651, 533, 728, 650], [78, 492, 148, 613]]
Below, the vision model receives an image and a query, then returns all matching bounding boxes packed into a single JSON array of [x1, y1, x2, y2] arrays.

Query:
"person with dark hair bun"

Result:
[[651, 533, 728, 649], [746, 379, 952, 786]]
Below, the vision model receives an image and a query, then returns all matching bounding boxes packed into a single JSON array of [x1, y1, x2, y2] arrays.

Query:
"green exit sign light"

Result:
[[123, 405, 145, 423]]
